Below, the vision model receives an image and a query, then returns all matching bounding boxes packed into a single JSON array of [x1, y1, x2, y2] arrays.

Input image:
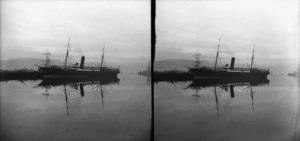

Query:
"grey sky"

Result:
[[156, 0, 299, 72], [1, 0, 150, 66]]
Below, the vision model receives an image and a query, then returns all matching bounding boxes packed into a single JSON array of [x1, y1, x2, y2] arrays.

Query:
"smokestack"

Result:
[[230, 57, 235, 70], [80, 56, 85, 69]]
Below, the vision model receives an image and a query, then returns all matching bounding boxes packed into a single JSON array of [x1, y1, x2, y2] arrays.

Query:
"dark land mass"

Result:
[[0, 69, 43, 82], [154, 70, 193, 83]]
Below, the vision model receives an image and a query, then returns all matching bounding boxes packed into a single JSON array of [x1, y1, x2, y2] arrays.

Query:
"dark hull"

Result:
[[39, 67, 120, 79], [189, 68, 269, 79]]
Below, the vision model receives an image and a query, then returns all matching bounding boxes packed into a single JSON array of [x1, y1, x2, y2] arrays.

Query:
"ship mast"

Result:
[[250, 45, 255, 70], [193, 51, 201, 68], [64, 37, 71, 69], [100, 43, 105, 69], [43, 49, 51, 67], [214, 38, 221, 70]]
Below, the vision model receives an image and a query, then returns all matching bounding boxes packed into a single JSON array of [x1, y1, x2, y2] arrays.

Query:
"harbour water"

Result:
[[155, 75, 299, 141], [1, 74, 151, 141], [1, 73, 299, 141]]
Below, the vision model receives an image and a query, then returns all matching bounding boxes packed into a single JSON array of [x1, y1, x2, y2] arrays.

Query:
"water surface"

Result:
[[155, 75, 299, 141], [1, 74, 150, 141]]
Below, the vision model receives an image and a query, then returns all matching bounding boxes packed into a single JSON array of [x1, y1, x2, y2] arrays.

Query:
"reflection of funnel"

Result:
[[230, 85, 235, 98], [80, 84, 85, 97]]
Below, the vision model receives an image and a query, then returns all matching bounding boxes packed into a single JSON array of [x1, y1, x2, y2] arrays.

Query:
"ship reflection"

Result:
[[37, 77, 119, 87], [36, 77, 120, 115], [186, 78, 269, 117]]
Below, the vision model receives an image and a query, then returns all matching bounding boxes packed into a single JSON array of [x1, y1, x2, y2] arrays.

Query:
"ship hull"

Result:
[[189, 68, 269, 79], [39, 66, 120, 79]]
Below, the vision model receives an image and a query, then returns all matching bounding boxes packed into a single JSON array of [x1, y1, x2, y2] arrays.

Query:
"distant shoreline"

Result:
[[0, 69, 43, 81]]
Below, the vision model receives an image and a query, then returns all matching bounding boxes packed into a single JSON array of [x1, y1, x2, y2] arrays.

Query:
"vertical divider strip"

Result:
[[151, 0, 156, 140]]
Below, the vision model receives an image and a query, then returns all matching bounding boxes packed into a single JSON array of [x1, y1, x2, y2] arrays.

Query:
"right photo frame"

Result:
[[153, 0, 300, 141]]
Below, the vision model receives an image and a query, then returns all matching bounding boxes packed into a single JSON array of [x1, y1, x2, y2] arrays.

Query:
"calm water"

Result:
[[155, 75, 299, 141], [1, 74, 151, 141], [1, 74, 300, 141]]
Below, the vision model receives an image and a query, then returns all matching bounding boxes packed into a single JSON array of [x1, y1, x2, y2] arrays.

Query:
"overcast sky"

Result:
[[1, 0, 150, 67], [156, 0, 299, 72], [1, 0, 299, 73]]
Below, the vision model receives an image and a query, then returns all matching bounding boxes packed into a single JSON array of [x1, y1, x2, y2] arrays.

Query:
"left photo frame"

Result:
[[0, 0, 151, 141]]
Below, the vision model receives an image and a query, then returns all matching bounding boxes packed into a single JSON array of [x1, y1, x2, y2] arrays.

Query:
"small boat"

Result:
[[38, 38, 120, 78], [188, 39, 270, 80]]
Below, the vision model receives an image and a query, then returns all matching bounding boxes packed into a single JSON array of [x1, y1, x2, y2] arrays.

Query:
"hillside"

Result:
[[0, 58, 62, 70]]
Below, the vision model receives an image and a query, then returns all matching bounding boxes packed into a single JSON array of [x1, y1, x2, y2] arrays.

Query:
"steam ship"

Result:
[[188, 39, 270, 80], [38, 38, 120, 78]]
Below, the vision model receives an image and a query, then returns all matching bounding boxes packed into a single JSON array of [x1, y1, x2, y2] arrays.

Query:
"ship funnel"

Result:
[[230, 57, 235, 70], [80, 56, 85, 69]]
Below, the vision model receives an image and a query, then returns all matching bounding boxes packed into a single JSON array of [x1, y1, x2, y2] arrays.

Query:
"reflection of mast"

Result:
[[192, 89, 200, 97], [42, 87, 50, 97], [214, 38, 221, 70], [92, 83, 106, 109], [100, 85, 104, 109], [64, 85, 70, 115], [214, 86, 220, 117], [191, 89, 201, 102], [250, 85, 254, 111]]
